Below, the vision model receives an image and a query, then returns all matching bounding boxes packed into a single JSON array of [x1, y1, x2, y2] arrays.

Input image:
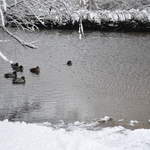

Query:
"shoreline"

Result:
[[5, 1, 150, 31]]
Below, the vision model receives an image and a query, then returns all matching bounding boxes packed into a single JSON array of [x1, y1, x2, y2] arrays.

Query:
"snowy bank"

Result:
[[5, 0, 150, 31], [0, 120, 150, 150]]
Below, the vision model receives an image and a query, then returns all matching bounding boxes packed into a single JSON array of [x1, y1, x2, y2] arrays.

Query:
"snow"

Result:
[[0, 120, 150, 150], [67, 7, 150, 29], [98, 116, 112, 122], [129, 120, 139, 126], [70, 8, 150, 27], [118, 119, 124, 122]]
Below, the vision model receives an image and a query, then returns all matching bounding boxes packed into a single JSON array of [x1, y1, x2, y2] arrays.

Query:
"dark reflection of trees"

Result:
[[5, 101, 41, 121]]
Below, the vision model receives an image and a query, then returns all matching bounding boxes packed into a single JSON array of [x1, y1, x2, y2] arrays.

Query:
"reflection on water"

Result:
[[1, 101, 41, 121], [0, 29, 150, 127]]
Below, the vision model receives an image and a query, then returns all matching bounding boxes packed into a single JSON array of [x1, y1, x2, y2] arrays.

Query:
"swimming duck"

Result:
[[11, 63, 19, 70], [66, 60, 72, 66], [16, 65, 23, 72], [12, 76, 25, 84], [4, 71, 17, 79], [30, 66, 40, 75], [11, 63, 23, 72]]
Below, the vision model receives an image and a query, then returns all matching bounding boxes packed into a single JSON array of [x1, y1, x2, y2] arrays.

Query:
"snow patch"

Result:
[[98, 116, 113, 122], [0, 120, 150, 150], [129, 120, 139, 126]]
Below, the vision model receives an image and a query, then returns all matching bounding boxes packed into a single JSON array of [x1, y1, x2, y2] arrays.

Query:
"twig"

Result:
[[1, 26, 37, 49], [79, 16, 84, 39], [7, 1, 24, 9]]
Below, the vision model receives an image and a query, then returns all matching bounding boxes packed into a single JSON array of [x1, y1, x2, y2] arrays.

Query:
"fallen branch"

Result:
[[1, 26, 37, 49]]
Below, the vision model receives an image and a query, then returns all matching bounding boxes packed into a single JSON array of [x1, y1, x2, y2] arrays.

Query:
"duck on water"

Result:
[[12, 76, 25, 84], [4, 63, 40, 85], [66, 60, 72, 66], [11, 63, 24, 72], [11, 63, 19, 70], [30, 66, 40, 75], [4, 71, 17, 79]]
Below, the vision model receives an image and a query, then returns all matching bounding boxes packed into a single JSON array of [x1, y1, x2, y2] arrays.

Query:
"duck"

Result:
[[30, 66, 40, 75], [12, 76, 25, 84], [11, 63, 19, 70], [4, 71, 17, 79], [16, 65, 23, 72], [66, 60, 72, 66], [11, 63, 23, 72]]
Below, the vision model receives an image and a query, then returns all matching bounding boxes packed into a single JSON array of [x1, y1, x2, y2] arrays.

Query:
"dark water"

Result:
[[0, 29, 150, 127]]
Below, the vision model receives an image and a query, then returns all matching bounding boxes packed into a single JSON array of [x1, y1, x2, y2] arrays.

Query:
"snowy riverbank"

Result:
[[5, 0, 150, 31], [0, 120, 150, 150]]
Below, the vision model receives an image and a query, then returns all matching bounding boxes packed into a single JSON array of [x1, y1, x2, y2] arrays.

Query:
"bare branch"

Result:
[[1, 26, 37, 49], [7, 1, 24, 9]]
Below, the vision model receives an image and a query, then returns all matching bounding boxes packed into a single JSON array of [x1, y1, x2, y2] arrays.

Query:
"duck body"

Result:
[[14, 65, 23, 72], [11, 63, 19, 70], [67, 60, 72, 66], [4, 72, 17, 79], [11, 63, 23, 72], [30, 66, 40, 75], [12, 76, 25, 84]]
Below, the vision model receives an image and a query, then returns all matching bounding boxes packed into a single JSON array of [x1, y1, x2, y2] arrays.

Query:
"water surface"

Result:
[[0, 29, 150, 127]]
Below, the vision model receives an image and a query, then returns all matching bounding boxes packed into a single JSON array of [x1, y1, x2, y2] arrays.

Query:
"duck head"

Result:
[[21, 76, 25, 80], [20, 65, 24, 72]]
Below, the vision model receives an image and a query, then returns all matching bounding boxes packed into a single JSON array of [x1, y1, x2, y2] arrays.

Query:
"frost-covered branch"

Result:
[[79, 16, 84, 39], [7, 0, 23, 9], [1, 0, 150, 32], [1, 26, 37, 49], [0, 0, 37, 49]]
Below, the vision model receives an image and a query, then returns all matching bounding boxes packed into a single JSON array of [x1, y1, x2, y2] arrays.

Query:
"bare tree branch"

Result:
[[7, 1, 24, 9], [1, 26, 37, 49], [0, 0, 38, 49]]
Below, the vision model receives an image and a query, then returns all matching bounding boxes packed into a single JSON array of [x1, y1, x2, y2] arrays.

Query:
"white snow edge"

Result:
[[0, 120, 150, 150]]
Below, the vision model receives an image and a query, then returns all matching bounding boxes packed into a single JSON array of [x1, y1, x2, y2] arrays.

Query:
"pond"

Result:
[[0, 29, 150, 127]]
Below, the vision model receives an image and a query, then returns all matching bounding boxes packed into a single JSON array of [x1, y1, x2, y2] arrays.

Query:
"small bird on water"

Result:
[[12, 76, 26, 84], [4, 71, 17, 79], [66, 60, 72, 66], [11, 63, 19, 70], [11, 63, 23, 72], [30, 66, 40, 75]]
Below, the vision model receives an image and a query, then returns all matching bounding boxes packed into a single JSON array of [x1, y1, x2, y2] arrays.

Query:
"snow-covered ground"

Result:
[[0, 120, 150, 150], [5, 0, 150, 30]]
